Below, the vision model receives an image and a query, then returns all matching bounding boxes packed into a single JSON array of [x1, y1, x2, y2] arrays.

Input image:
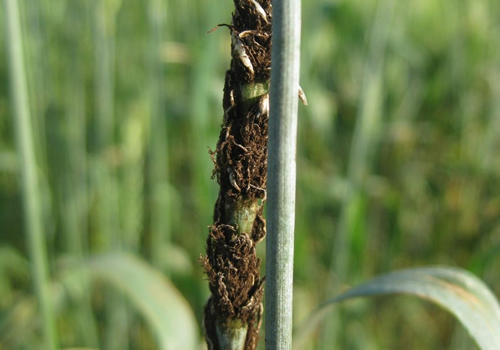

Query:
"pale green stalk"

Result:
[[332, 0, 395, 285], [324, 0, 395, 346], [92, 2, 128, 349], [59, 3, 99, 344], [61, 52, 99, 348], [93, 0, 120, 250], [265, 0, 302, 348], [147, 0, 171, 268], [188, 1, 220, 229], [3, 0, 58, 348], [480, 0, 500, 173], [23, 0, 50, 169], [120, 106, 146, 251]]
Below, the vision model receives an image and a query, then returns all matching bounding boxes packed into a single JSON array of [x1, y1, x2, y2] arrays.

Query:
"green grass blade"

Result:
[[91, 2, 125, 348], [84, 253, 199, 350], [146, 0, 171, 268], [3, 0, 58, 348], [323, 1, 396, 345], [329, 0, 396, 291], [2, 253, 199, 349], [295, 267, 500, 350]]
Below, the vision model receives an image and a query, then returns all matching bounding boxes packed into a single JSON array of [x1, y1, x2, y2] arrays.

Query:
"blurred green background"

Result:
[[1, 0, 500, 349]]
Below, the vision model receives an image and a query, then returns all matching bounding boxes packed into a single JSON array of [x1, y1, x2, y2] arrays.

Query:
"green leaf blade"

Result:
[[296, 267, 500, 350], [86, 253, 199, 350]]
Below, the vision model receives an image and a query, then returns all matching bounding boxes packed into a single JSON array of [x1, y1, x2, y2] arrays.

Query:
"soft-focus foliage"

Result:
[[1, 0, 499, 349], [295, 267, 500, 350]]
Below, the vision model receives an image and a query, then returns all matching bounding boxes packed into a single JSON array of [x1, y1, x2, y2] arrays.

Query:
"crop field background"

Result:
[[1, 0, 500, 349]]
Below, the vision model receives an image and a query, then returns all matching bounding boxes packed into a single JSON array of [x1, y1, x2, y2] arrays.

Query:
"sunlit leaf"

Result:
[[2, 254, 199, 350], [85, 253, 199, 350], [294, 267, 500, 350]]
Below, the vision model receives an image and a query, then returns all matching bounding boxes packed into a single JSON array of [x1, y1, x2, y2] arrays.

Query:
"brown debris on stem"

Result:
[[201, 0, 272, 349]]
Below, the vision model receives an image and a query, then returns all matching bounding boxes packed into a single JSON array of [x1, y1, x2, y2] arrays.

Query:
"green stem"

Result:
[[4, 0, 58, 348], [146, 0, 170, 269], [265, 0, 302, 348], [323, 0, 395, 346]]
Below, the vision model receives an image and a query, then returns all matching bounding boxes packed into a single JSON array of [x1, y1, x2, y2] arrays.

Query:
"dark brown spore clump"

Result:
[[201, 0, 272, 349]]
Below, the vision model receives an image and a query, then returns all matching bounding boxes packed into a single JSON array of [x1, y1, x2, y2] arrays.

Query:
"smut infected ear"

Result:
[[201, 0, 272, 349]]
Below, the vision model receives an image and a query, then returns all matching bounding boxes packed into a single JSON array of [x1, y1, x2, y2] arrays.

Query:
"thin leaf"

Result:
[[85, 253, 199, 350], [4, 0, 59, 347], [294, 267, 500, 350]]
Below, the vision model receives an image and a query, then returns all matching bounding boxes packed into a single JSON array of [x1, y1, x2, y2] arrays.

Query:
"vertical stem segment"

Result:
[[202, 1, 273, 349], [3, 0, 58, 348], [265, 0, 301, 348]]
